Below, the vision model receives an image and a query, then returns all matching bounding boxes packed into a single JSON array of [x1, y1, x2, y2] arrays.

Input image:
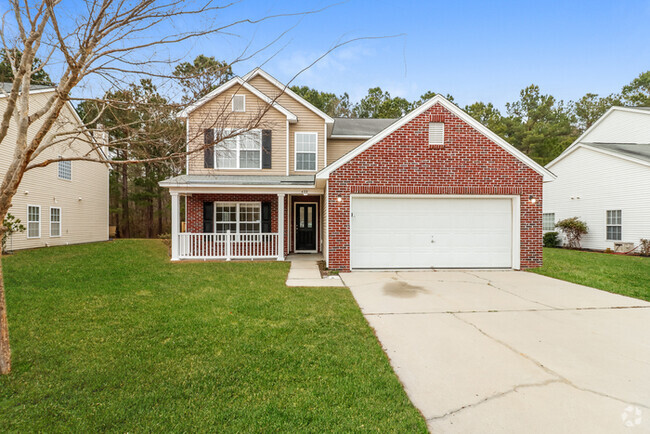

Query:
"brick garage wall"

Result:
[[186, 193, 289, 256], [327, 103, 543, 271]]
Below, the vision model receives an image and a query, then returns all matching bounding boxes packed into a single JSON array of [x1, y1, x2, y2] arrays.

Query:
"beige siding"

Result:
[[0, 93, 109, 250], [247, 76, 327, 174], [326, 138, 366, 165], [187, 84, 287, 175]]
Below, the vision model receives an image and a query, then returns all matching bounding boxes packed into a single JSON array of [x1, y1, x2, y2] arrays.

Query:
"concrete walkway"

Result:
[[285, 254, 345, 287], [342, 270, 650, 433]]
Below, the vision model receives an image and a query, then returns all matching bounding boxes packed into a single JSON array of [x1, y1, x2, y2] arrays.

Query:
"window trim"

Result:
[[50, 207, 61, 238], [429, 122, 445, 145], [214, 129, 262, 170], [232, 94, 246, 112], [57, 157, 72, 181], [606, 209, 622, 241], [27, 204, 41, 239], [213, 201, 262, 236], [542, 213, 555, 232], [294, 131, 318, 172]]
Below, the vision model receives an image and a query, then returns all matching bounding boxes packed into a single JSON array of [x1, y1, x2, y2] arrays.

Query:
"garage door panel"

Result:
[[350, 197, 513, 269]]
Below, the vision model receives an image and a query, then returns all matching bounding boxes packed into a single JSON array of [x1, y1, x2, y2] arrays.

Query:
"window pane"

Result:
[[607, 226, 621, 241], [216, 136, 237, 168], [28, 206, 40, 238], [542, 213, 555, 231], [606, 210, 622, 225], [58, 160, 71, 180], [296, 133, 316, 152], [50, 208, 61, 237], [296, 152, 316, 171], [239, 150, 260, 168]]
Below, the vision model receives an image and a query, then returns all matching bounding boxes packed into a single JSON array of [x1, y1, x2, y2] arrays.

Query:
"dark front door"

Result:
[[295, 203, 317, 251]]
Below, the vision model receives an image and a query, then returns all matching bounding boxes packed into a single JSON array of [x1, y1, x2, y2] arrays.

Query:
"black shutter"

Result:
[[262, 129, 272, 169], [203, 201, 214, 233], [204, 129, 214, 168], [261, 202, 272, 233]]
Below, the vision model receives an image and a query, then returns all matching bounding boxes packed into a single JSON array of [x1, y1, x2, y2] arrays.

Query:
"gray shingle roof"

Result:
[[331, 118, 398, 137], [0, 82, 54, 93], [160, 174, 315, 186], [584, 143, 650, 164]]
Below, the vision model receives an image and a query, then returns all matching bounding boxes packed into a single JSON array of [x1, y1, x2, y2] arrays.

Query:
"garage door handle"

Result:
[[430, 237, 435, 243]]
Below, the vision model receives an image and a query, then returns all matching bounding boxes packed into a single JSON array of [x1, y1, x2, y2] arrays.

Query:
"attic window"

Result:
[[429, 122, 444, 146], [232, 95, 245, 112]]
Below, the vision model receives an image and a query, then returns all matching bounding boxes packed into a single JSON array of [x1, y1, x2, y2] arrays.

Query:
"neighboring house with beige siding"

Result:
[[161, 68, 552, 271], [0, 84, 109, 251]]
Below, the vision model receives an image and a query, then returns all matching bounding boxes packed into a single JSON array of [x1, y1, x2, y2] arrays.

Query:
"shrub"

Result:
[[555, 217, 588, 249], [641, 239, 650, 256], [2, 213, 26, 254], [543, 231, 560, 248]]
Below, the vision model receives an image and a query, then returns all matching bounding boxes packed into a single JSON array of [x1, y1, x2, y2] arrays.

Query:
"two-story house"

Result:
[[160, 68, 554, 271], [544, 106, 650, 251], [0, 84, 109, 251]]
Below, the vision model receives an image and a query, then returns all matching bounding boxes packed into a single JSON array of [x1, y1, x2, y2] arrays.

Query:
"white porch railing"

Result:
[[178, 231, 280, 260]]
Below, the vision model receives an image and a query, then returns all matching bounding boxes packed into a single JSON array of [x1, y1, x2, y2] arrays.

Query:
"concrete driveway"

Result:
[[341, 271, 650, 433]]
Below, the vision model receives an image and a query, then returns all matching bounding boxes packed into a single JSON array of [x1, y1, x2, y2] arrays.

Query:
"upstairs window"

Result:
[[50, 207, 61, 237], [58, 159, 71, 180], [232, 94, 245, 112], [542, 213, 555, 232], [606, 210, 622, 241], [295, 132, 317, 171], [215, 129, 261, 169], [429, 122, 444, 145], [27, 205, 40, 238]]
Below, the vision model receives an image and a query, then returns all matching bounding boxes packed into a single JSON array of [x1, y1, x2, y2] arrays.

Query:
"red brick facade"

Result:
[[186, 193, 289, 256], [327, 103, 543, 271]]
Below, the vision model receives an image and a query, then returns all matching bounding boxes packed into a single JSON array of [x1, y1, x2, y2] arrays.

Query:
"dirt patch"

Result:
[[318, 260, 340, 277], [383, 280, 428, 298]]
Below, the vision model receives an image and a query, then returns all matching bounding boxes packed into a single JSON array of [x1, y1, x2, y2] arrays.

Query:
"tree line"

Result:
[[291, 72, 650, 165]]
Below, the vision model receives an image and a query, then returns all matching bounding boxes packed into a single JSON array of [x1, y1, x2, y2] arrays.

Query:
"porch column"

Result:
[[277, 193, 285, 261], [170, 191, 180, 261]]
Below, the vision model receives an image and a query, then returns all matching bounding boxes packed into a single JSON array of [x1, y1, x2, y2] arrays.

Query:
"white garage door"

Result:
[[350, 197, 513, 269]]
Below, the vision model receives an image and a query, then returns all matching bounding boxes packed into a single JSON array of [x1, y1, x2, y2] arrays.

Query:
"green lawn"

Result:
[[531, 248, 650, 302], [0, 240, 426, 432]]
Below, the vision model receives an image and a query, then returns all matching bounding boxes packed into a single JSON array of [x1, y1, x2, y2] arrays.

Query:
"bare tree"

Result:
[[0, 0, 401, 375]]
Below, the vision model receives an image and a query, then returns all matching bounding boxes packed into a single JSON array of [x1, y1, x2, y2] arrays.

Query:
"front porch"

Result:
[[163, 175, 326, 262]]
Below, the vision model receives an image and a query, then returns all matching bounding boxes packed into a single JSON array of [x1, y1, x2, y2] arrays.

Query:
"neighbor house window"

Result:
[[232, 95, 245, 112], [215, 129, 261, 169], [27, 205, 40, 238], [295, 132, 317, 171], [429, 122, 444, 145], [542, 213, 555, 232], [50, 207, 61, 237], [215, 202, 261, 234], [58, 159, 71, 180], [606, 210, 622, 240]]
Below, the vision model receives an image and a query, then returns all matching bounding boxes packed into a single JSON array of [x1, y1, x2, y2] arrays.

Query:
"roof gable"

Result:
[[547, 106, 650, 169], [242, 68, 334, 124], [177, 76, 297, 121], [317, 95, 555, 182]]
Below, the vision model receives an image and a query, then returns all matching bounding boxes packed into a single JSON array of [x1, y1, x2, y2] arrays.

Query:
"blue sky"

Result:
[[175, 0, 650, 111]]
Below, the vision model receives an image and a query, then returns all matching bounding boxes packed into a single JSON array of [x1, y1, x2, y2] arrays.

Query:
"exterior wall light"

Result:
[[529, 195, 537, 204], [337, 197, 342, 202]]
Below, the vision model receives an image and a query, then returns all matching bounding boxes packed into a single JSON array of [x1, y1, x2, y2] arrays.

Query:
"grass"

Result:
[[0, 240, 426, 432], [531, 248, 650, 302]]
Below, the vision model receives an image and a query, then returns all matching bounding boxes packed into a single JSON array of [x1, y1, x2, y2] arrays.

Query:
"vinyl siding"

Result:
[[543, 146, 650, 250], [582, 110, 650, 144], [0, 93, 109, 250], [186, 84, 288, 175], [247, 75, 327, 173], [327, 138, 366, 165]]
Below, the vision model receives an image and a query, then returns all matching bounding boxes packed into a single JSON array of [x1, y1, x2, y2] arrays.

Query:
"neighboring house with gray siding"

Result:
[[0, 84, 109, 251], [544, 106, 650, 251]]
